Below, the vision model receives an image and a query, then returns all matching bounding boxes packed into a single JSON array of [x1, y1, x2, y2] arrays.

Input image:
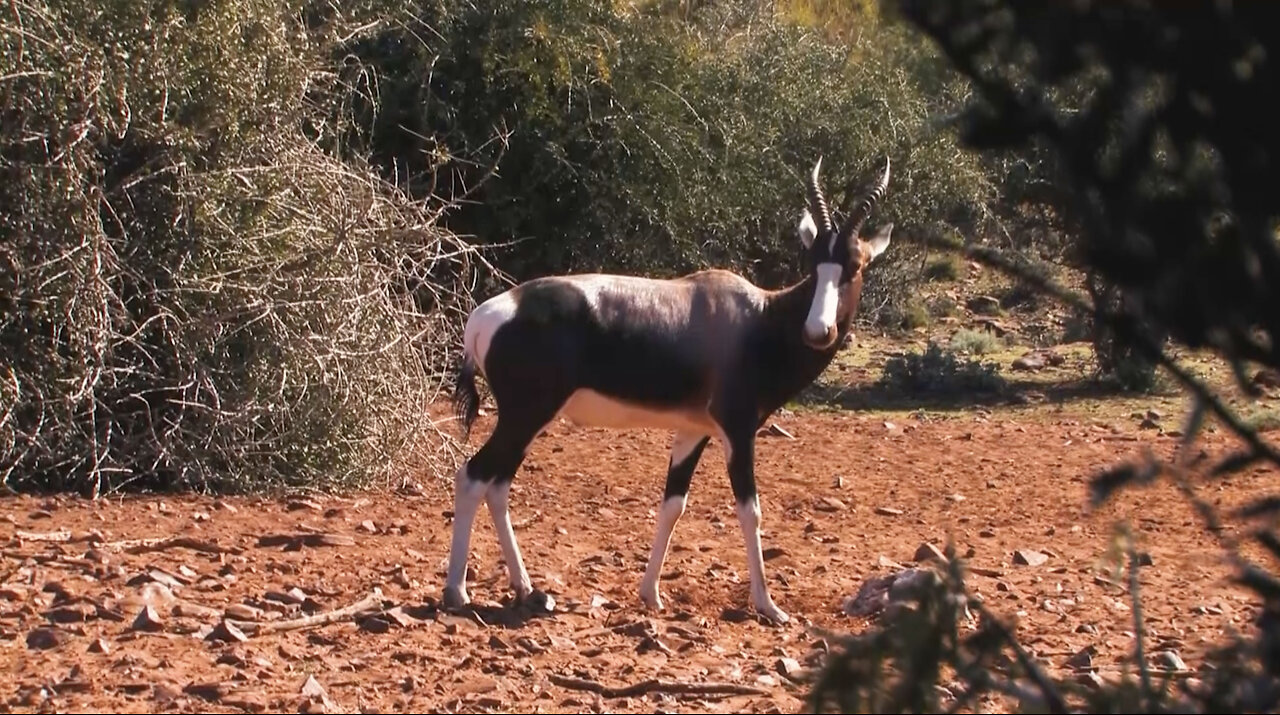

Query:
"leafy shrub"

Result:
[[950, 328, 1001, 355], [0, 0, 486, 495], [343, 0, 994, 301], [924, 254, 964, 281], [879, 342, 1006, 396]]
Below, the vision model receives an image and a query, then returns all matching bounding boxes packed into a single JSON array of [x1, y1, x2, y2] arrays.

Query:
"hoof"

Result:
[[639, 584, 663, 612], [518, 589, 556, 614], [442, 585, 470, 611], [755, 602, 791, 626]]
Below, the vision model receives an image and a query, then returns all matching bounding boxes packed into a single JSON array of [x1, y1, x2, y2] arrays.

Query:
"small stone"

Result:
[[1076, 671, 1106, 688], [205, 620, 248, 643], [1012, 549, 1048, 567], [130, 604, 164, 632], [762, 547, 787, 561], [357, 520, 378, 534], [874, 506, 903, 517], [26, 627, 65, 650], [775, 657, 804, 679], [1066, 645, 1096, 671], [488, 634, 510, 650], [358, 616, 390, 634], [1076, 623, 1099, 634], [913, 543, 947, 563], [721, 608, 751, 623], [1137, 552, 1154, 566], [87, 637, 110, 654], [1155, 650, 1187, 671], [1140, 417, 1160, 430], [815, 497, 845, 513]]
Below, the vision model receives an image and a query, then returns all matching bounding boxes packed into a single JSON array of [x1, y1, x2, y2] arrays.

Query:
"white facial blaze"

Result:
[[804, 262, 843, 343]]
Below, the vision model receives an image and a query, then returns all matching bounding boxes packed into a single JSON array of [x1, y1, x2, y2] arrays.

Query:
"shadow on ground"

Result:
[[794, 374, 1155, 414]]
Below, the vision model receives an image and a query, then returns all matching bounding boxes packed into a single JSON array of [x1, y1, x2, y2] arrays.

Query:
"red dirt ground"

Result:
[[2, 402, 1275, 713]]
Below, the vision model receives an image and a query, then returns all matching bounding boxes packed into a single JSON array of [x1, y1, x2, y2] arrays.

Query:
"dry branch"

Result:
[[548, 673, 768, 698], [230, 589, 385, 635], [106, 536, 242, 555]]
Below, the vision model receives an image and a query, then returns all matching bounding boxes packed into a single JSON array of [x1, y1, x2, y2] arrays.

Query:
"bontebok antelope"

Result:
[[447, 157, 893, 624]]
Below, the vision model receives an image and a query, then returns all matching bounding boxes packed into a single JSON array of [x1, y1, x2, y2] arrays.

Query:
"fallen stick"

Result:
[[548, 673, 767, 698], [102, 536, 242, 555], [14, 529, 75, 542], [231, 589, 385, 635]]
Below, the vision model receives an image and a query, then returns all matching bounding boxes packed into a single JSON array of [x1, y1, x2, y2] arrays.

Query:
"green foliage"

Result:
[[924, 254, 964, 282], [879, 342, 1005, 396], [0, 0, 485, 495], [343, 0, 994, 299], [949, 328, 1001, 355]]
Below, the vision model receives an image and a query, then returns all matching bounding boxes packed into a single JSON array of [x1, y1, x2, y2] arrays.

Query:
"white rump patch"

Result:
[[804, 262, 843, 343], [464, 290, 519, 379]]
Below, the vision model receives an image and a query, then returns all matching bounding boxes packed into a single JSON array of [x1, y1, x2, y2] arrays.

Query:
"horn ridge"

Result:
[[806, 157, 834, 236], [841, 156, 891, 242]]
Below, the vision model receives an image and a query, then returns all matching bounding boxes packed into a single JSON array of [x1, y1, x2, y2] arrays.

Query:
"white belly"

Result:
[[558, 389, 716, 434]]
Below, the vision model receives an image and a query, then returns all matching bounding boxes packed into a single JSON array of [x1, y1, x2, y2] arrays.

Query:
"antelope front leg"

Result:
[[640, 432, 710, 610], [722, 426, 789, 625]]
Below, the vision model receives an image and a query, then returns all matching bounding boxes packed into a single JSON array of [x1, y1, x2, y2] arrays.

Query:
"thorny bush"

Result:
[[0, 0, 495, 495]]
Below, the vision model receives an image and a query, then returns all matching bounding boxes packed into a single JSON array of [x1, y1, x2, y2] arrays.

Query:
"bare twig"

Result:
[[230, 589, 386, 635]]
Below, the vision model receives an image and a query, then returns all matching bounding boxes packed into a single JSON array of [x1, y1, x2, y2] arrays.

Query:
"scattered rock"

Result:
[[815, 497, 845, 513], [1155, 650, 1187, 671], [516, 636, 546, 654], [1140, 417, 1161, 430], [184, 681, 232, 702], [1076, 623, 1099, 635], [1012, 549, 1049, 567], [358, 615, 391, 634], [26, 626, 65, 650], [968, 566, 1004, 578], [299, 674, 337, 713], [762, 547, 787, 561], [224, 603, 264, 621], [757, 423, 794, 439], [130, 604, 164, 632], [913, 542, 947, 563], [874, 506, 903, 517], [1137, 551, 1154, 566], [87, 637, 110, 654], [286, 499, 322, 512], [775, 657, 805, 680], [1066, 645, 1097, 671], [1253, 368, 1280, 389], [843, 568, 941, 620], [966, 295, 1001, 315], [357, 520, 378, 534], [205, 619, 248, 643], [720, 608, 751, 623], [1076, 671, 1106, 689]]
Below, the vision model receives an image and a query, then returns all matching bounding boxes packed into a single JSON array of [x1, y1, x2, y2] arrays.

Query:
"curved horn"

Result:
[[806, 157, 834, 236], [840, 156, 891, 242]]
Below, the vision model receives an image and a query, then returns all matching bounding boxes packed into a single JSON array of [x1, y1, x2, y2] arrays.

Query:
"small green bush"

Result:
[[949, 328, 1001, 355], [879, 342, 1006, 395], [924, 254, 964, 281]]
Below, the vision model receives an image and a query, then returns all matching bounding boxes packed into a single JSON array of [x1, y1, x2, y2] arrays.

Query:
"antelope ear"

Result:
[[799, 210, 817, 249], [865, 222, 893, 262]]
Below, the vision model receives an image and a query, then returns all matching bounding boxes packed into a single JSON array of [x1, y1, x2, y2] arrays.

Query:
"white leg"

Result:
[[485, 480, 533, 601], [736, 496, 789, 624], [444, 463, 489, 609], [639, 432, 705, 611], [640, 495, 686, 610]]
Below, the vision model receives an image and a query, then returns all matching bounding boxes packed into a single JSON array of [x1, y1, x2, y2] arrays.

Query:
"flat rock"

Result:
[[913, 543, 946, 562], [815, 497, 845, 512], [1012, 549, 1048, 567], [26, 626, 65, 650], [874, 506, 903, 517]]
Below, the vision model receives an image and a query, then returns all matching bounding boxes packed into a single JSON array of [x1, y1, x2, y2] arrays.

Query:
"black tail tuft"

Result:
[[452, 353, 481, 443]]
